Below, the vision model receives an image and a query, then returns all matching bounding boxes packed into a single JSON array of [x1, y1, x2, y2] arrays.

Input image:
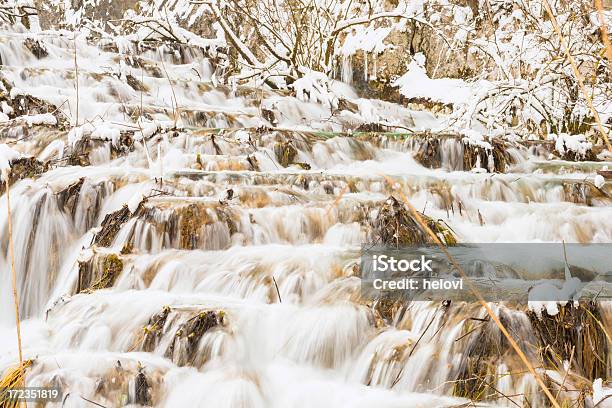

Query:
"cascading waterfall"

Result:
[[0, 20, 610, 408]]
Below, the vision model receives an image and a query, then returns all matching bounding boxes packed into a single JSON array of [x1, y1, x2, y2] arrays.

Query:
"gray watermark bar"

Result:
[[0, 387, 63, 403], [360, 244, 612, 302]]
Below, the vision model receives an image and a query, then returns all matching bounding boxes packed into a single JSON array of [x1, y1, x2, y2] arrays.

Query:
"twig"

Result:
[[595, 0, 612, 82], [481, 378, 524, 408], [73, 34, 79, 126], [80, 396, 108, 407], [272, 276, 282, 303], [408, 310, 437, 358], [555, 345, 575, 400], [391, 306, 440, 387], [455, 320, 488, 342]]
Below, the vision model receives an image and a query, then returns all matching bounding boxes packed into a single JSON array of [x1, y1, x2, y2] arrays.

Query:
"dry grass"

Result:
[[528, 302, 607, 382], [0, 360, 33, 408]]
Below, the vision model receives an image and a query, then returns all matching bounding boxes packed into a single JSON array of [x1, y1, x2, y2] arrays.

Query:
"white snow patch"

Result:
[[341, 26, 392, 56], [1, 101, 13, 115], [528, 276, 581, 318], [553, 133, 592, 159], [292, 68, 338, 109], [0, 144, 22, 178], [68, 123, 95, 147], [392, 54, 472, 105], [593, 378, 612, 407], [127, 192, 144, 213], [23, 113, 57, 126]]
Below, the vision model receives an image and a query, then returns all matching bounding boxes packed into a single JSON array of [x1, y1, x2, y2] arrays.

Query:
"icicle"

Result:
[[341, 55, 353, 85]]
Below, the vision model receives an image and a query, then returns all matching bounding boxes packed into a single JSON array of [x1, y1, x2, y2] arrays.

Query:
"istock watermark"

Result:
[[360, 244, 612, 303], [372, 254, 433, 272]]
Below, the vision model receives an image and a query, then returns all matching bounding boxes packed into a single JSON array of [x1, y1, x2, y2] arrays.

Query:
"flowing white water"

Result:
[[0, 27, 610, 407]]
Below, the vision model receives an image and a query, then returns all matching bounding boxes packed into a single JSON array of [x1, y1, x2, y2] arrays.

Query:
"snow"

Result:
[[553, 134, 593, 159], [292, 68, 339, 109], [91, 126, 121, 146], [340, 26, 392, 56], [392, 54, 473, 105], [593, 378, 612, 407], [461, 129, 493, 150], [528, 253, 584, 318], [1, 101, 13, 115], [23, 113, 57, 126], [528, 276, 582, 318], [594, 174, 605, 189], [127, 192, 144, 213], [0, 144, 22, 176], [67, 123, 95, 147]]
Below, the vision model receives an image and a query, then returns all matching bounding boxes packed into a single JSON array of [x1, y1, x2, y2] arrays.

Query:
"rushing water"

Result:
[[0, 28, 610, 407]]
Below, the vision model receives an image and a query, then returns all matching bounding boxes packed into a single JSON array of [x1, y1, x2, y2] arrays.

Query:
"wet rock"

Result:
[[133, 365, 151, 406], [563, 180, 611, 206], [218, 206, 238, 235], [598, 170, 612, 180], [210, 134, 222, 155], [294, 162, 311, 170], [64, 132, 135, 167], [10, 93, 58, 119], [413, 136, 442, 168], [92, 359, 162, 408], [463, 138, 512, 173], [123, 55, 163, 78], [559, 147, 598, 162], [0, 84, 66, 127], [78, 252, 124, 292], [372, 296, 408, 325], [414, 135, 514, 173], [136, 202, 235, 250], [274, 141, 297, 167], [126, 74, 148, 92], [93, 205, 134, 247], [262, 108, 277, 126], [9, 156, 47, 181], [172, 203, 210, 250], [67, 137, 94, 167], [0, 156, 48, 192], [336, 98, 359, 113], [57, 177, 84, 217], [142, 306, 172, 352], [246, 154, 259, 171], [111, 132, 136, 158], [24, 38, 48, 59], [165, 310, 226, 366], [373, 196, 457, 246], [355, 123, 387, 133]]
